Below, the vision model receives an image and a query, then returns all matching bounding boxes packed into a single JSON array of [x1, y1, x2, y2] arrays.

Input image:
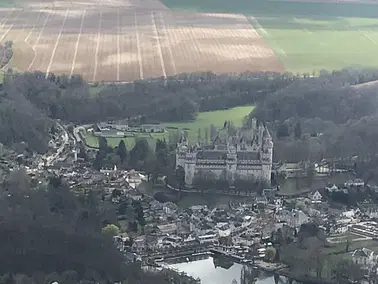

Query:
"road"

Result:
[[42, 121, 70, 167]]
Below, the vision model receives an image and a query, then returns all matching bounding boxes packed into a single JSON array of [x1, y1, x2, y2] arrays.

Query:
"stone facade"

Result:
[[176, 119, 273, 186]]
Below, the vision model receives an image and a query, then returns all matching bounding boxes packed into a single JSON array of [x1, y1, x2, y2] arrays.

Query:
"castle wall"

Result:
[[236, 167, 264, 180]]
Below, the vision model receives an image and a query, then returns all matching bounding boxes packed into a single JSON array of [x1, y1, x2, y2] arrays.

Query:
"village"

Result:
[[2, 121, 378, 283]]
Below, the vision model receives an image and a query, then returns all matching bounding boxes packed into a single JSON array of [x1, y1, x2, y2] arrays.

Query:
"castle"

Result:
[[176, 119, 273, 186]]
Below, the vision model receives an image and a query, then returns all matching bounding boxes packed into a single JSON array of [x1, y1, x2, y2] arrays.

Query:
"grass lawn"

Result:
[[164, 105, 254, 143], [83, 105, 254, 150], [160, 0, 378, 73]]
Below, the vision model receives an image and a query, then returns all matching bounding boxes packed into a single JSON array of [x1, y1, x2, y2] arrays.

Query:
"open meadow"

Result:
[[84, 105, 254, 150], [161, 0, 378, 73]]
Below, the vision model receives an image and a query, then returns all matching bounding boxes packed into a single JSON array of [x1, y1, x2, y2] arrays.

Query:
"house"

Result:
[[132, 236, 146, 252], [326, 184, 339, 193], [126, 170, 147, 189], [310, 190, 323, 203], [352, 248, 377, 270], [163, 202, 178, 215], [345, 179, 365, 188], [366, 208, 378, 219], [215, 223, 231, 237], [157, 223, 177, 235], [277, 162, 307, 178], [197, 231, 218, 244], [255, 195, 268, 206], [141, 124, 165, 133], [276, 209, 310, 228]]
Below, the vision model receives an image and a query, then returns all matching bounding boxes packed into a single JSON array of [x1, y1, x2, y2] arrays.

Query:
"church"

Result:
[[176, 119, 273, 186]]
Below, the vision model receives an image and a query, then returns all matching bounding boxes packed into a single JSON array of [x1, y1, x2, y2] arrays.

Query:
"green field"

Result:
[[164, 105, 254, 142], [84, 105, 254, 150], [161, 0, 378, 73]]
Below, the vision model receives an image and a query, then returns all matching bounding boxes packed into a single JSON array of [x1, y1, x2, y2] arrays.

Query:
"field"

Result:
[[161, 0, 378, 73], [0, 0, 283, 82], [164, 105, 254, 142], [84, 105, 254, 150], [0, 0, 376, 81]]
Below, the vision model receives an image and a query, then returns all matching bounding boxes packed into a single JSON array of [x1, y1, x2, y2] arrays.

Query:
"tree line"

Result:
[[248, 67, 378, 168], [92, 137, 174, 182], [2, 67, 378, 158]]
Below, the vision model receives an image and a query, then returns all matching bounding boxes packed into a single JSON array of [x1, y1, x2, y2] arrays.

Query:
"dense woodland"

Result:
[[0, 170, 199, 284], [248, 69, 378, 164]]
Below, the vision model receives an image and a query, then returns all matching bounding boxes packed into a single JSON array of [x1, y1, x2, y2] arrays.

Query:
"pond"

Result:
[[165, 256, 276, 284], [142, 172, 356, 209]]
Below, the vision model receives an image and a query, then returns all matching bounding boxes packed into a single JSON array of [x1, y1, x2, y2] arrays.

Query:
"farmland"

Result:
[[84, 105, 254, 150], [0, 0, 283, 82], [161, 0, 378, 73], [0, 0, 376, 80]]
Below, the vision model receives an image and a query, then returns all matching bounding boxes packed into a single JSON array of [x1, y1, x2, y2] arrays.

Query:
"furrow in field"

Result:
[[73, 10, 98, 81], [170, 12, 204, 73], [137, 12, 165, 79], [28, 10, 60, 73], [153, 11, 175, 76], [119, 10, 140, 81], [50, 10, 85, 76], [96, 10, 118, 81]]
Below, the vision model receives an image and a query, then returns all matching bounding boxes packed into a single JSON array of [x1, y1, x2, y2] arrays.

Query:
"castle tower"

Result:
[[184, 152, 196, 186], [261, 128, 273, 183], [176, 135, 189, 169]]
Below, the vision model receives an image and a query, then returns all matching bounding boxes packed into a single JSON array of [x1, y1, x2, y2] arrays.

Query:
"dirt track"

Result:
[[0, 0, 284, 81]]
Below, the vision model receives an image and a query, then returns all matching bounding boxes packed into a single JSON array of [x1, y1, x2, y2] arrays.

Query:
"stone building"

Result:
[[176, 119, 273, 186]]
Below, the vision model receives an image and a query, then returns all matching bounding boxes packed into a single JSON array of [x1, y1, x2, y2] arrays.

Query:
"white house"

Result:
[[216, 223, 231, 237], [197, 231, 218, 244], [126, 170, 147, 189], [326, 184, 339, 193], [310, 190, 323, 203], [352, 248, 377, 270], [345, 179, 365, 188], [366, 208, 378, 219]]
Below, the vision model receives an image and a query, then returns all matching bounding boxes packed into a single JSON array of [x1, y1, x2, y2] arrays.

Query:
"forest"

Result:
[[249, 69, 378, 166], [2, 67, 378, 160], [0, 169, 199, 284]]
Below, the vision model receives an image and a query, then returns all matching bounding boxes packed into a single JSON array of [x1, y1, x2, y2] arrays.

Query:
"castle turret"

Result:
[[184, 152, 196, 186], [261, 128, 273, 183], [176, 137, 189, 169]]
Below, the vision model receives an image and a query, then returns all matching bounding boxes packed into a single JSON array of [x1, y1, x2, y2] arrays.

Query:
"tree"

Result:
[[98, 137, 109, 154], [116, 140, 128, 164], [7, 168, 30, 197], [334, 259, 364, 284], [264, 247, 276, 262], [130, 138, 150, 169], [294, 121, 302, 139], [101, 224, 120, 237], [276, 123, 289, 139]]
